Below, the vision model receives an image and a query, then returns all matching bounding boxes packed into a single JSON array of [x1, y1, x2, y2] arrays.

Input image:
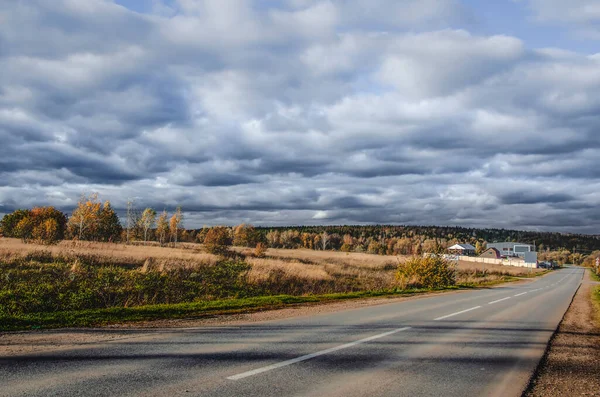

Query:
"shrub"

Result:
[[396, 255, 455, 289], [254, 242, 267, 258]]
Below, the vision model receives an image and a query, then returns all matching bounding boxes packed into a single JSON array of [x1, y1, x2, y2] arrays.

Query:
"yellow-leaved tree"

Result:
[[68, 193, 102, 240], [139, 208, 157, 245], [156, 210, 169, 246], [169, 207, 182, 247]]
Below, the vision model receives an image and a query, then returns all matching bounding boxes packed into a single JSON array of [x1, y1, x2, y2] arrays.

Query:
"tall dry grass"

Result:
[[0, 238, 542, 296], [0, 238, 219, 268]]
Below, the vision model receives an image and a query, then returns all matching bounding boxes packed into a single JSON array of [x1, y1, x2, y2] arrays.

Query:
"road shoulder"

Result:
[[0, 276, 540, 358], [525, 269, 600, 397]]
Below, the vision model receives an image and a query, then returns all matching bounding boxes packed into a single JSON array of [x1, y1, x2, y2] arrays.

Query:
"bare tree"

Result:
[[321, 231, 329, 251], [156, 210, 169, 246], [139, 208, 156, 245], [126, 199, 133, 244], [169, 207, 183, 247]]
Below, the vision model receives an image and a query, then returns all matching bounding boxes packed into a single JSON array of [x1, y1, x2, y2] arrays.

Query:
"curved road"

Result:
[[1, 267, 583, 397]]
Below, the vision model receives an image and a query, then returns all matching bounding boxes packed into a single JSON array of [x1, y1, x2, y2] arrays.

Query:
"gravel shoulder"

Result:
[[525, 269, 600, 397]]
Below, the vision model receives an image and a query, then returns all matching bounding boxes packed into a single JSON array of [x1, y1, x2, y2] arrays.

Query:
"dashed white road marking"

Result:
[[434, 306, 481, 321], [514, 292, 528, 297], [488, 297, 511, 305], [227, 327, 412, 380]]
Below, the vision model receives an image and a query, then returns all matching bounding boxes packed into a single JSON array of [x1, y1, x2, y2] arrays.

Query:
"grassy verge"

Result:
[[0, 272, 545, 332], [0, 287, 463, 332], [589, 269, 600, 326], [589, 268, 600, 282]]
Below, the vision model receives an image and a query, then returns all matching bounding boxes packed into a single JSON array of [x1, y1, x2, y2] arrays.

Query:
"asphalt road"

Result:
[[0, 267, 583, 397]]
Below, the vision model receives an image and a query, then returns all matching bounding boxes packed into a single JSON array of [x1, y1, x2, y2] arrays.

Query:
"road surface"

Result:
[[0, 267, 583, 397]]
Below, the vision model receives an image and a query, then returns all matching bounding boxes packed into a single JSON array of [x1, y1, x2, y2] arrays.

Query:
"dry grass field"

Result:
[[0, 238, 219, 267], [0, 237, 550, 329], [0, 237, 541, 286]]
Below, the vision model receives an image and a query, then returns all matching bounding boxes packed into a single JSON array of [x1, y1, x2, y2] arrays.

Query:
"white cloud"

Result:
[[524, 0, 600, 38], [376, 30, 524, 98], [0, 0, 599, 232]]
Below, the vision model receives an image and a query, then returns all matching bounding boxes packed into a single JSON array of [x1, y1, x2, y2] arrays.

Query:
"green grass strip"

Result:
[[0, 288, 446, 331], [0, 275, 534, 331], [589, 267, 600, 282]]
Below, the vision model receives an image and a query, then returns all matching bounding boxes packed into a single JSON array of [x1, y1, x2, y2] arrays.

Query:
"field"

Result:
[[0, 238, 544, 330]]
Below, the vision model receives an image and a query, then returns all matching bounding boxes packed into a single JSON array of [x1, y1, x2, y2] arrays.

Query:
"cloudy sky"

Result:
[[1, 0, 599, 232]]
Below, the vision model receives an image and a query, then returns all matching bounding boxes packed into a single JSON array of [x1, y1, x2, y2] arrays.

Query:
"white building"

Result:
[[448, 243, 476, 256], [487, 242, 535, 258]]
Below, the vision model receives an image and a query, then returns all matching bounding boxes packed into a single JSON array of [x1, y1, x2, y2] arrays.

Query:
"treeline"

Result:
[[0, 194, 183, 245], [192, 224, 600, 257], [3, 198, 600, 256], [198, 225, 485, 257], [245, 225, 600, 253]]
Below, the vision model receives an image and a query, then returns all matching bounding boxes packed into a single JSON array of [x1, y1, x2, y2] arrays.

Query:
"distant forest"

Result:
[[3, 198, 599, 256], [226, 225, 600, 254]]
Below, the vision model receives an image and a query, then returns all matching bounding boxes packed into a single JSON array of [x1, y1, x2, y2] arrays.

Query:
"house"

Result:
[[480, 247, 501, 259], [448, 243, 476, 256], [487, 242, 535, 258]]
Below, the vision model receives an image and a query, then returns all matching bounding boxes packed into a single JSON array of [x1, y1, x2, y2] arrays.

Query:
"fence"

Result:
[[457, 255, 536, 268]]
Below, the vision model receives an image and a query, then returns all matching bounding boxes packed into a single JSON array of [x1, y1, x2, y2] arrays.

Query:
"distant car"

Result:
[[538, 261, 557, 269]]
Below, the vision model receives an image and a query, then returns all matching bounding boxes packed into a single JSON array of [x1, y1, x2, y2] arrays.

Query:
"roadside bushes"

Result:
[[396, 255, 456, 289]]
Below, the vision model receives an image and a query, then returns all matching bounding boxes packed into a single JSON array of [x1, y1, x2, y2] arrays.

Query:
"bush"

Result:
[[396, 255, 455, 289], [254, 242, 267, 258]]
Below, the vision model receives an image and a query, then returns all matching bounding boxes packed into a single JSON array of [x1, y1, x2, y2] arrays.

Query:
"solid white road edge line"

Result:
[[433, 306, 481, 321], [488, 297, 511, 305], [514, 292, 528, 297], [227, 326, 412, 381]]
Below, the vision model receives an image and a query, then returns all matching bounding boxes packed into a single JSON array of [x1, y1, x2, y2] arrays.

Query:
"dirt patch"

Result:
[[525, 269, 600, 397]]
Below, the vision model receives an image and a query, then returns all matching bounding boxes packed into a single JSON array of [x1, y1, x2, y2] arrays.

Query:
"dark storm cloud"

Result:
[[186, 173, 258, 187], [0, 0, 599, 232], [499, 191, 575, 205]]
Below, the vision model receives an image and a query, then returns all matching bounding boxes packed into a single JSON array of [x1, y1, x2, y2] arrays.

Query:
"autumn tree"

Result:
[[126, 199, 137, 244], [266, 230, 281, 248], [68, 193, 102, 240], [97, 201, 122, 242], [340, 234, 354, 252], [320, 231, 329, 251], [32, 207, 67, 244], [280, 230, 300, 249], [3, 207, 67, 244], [139, 208, 157, 244], [196, 226, 209, 244], [475, 241, 486, 255], [14, 216, 34, 242], [156, 211, 169, 245], [203, 226, 232, 255], [233, 224, 251, 246], [301, 233, 314, 249], [0, 209, 31, 237], [169, 207, 183, 247]]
